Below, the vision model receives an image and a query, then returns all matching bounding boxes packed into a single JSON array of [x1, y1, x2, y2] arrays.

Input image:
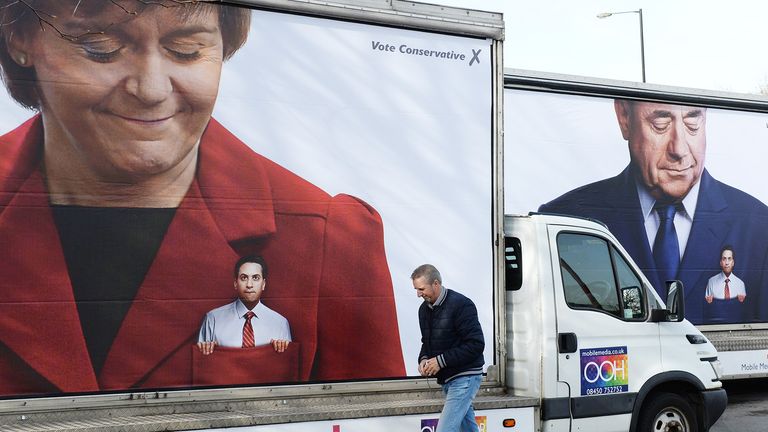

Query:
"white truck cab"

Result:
[[504, 213, 727, 432]]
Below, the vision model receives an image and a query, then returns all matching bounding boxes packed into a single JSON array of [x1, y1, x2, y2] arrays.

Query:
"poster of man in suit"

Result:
[[506, 90, 768, 325]]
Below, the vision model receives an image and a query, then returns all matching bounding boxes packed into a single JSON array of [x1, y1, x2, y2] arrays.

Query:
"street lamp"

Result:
[[597, 9, 645, 83]]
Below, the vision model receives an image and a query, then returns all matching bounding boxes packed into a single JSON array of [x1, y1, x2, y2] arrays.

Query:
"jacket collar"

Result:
[[429, 286, 449, 309], [194, 118, 277, 241]]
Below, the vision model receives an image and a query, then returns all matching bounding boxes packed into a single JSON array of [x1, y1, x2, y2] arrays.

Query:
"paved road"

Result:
[[710, 378, 768, 432]]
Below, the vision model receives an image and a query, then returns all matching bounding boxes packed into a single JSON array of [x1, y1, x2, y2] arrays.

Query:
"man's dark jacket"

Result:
[[418, 288, 484, 384]]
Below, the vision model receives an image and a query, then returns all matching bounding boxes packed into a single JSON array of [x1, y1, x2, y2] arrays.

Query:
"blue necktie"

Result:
[[653, 204, 680, 282]]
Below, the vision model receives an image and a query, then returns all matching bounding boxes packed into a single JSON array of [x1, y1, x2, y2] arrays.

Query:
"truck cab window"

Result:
[[504, 237, 523, 291], [557, 233, 621, 317]]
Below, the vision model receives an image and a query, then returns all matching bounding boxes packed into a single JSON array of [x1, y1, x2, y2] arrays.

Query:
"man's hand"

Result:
[[420, 357, 441, 377], [197, 341, 217, 355], [418, 359, 429, 376], [271, 339, 290, 352], [705, 295, 713, 304], [738, 294, 746, 303]]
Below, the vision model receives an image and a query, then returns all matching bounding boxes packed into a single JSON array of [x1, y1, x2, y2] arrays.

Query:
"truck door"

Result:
[[548, 228, 660, 432]]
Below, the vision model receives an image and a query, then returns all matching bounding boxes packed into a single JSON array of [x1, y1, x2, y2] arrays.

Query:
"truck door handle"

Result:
[[558, 333, 577, 353]]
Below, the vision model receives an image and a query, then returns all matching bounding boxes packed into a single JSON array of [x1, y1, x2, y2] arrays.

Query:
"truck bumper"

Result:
[[702, 388, 727, 430]]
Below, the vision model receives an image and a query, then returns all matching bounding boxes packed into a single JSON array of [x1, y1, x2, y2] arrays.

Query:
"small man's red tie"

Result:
[[242, 311, 256, 348], [724, 278, 731, 300]]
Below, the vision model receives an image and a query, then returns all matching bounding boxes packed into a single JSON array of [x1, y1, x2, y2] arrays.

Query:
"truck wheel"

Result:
[[638, 392, 698, 432]]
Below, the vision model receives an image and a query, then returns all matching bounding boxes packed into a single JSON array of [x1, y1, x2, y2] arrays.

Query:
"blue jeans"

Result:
[[436, 374, 482, 432]]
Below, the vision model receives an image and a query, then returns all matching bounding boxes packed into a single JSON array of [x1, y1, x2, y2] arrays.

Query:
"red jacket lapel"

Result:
[[98, 179, 239, 389], [0, 170, 99, 392]]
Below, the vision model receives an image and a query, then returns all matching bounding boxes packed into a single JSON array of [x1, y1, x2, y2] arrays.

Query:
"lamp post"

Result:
[[597, 9, 645, 83]]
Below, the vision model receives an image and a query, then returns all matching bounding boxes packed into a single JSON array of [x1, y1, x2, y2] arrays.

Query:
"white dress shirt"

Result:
[[705, 272, 746, 300], [637, 179, 701, 260], [198, 299, 291, 347]]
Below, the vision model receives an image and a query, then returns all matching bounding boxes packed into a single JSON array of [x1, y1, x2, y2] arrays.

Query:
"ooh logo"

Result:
[[476, 416, 487, 432], [420, 416, 486, 431], [421, 418, 439, 431], [580, 346, 629, 396]]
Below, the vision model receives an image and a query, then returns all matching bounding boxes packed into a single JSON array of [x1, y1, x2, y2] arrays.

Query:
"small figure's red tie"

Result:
[[724, 278, 731, 300], [242, 311, 256, 348]]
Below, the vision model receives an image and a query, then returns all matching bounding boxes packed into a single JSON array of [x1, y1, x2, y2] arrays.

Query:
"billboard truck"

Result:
[[505, 69, 768, 381], [0, 1, 724, 431]]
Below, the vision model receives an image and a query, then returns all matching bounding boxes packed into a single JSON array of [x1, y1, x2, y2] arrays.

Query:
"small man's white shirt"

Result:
[[705, 272, 746, 300], [198, 299, 291, 347]]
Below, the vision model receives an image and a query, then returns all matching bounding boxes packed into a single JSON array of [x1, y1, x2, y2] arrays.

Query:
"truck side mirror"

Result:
[[666, 280, 685, 322], [651, 280, 685, 322]]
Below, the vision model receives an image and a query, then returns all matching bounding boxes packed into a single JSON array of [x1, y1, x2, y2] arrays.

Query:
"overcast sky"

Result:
[[435, 0, 768, 95]]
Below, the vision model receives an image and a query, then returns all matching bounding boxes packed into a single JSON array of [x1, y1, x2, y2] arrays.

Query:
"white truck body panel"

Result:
[[717, 349, 768, 379], [505, 214, 724, 432], [200, 408, 535, 432]]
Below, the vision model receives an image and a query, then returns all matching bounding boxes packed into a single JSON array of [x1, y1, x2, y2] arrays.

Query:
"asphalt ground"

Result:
[[710, 378, 768, 432]]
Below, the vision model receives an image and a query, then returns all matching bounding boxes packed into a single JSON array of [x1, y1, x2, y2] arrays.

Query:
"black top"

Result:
[[52, 205, 176, 377], [418, 288, 485, 384]]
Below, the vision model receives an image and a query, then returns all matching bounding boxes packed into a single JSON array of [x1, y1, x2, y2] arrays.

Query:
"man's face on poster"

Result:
[[235, 262, 266, 307], [615, 100, 707, 201], [13, 3, 224, 181], [720, 249, 734, 275]]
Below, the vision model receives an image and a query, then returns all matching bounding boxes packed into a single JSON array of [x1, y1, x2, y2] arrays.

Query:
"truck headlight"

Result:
[[686, 334, 708, 344]]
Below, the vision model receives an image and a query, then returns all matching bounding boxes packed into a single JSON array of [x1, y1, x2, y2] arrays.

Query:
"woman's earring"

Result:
[[16, 54, 27, 66]]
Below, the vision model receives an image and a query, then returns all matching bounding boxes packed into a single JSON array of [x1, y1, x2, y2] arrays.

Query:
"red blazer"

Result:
[[0, 116, 405, 396]]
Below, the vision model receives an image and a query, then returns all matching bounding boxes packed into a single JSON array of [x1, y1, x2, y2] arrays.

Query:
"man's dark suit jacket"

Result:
[[539, 166, 768, 325]]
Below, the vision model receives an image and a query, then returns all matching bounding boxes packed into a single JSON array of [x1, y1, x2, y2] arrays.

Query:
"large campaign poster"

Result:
[[505, 88, 768, 326], [0, 2, 494, 397]]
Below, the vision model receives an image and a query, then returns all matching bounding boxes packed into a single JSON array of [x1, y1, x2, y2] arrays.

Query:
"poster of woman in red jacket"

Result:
[[0, 1, 494, 397]]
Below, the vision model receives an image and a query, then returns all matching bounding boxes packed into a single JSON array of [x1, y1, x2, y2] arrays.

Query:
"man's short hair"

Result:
[[233, 255, 268, 280], [411, 264, 441, 285], [721, 245, 735, 260]]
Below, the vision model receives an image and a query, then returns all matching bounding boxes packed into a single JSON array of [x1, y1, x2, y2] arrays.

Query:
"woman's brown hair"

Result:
[[0, 0, 251, 109]]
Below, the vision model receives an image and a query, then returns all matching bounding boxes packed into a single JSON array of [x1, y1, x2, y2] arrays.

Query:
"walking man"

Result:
[[412, 264, 485, 432]]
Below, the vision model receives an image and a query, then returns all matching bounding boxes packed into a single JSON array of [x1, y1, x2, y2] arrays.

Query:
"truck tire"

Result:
[[638, 392, 698, 432]]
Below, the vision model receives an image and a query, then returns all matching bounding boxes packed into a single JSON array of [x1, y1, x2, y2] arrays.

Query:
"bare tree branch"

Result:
[[3, 0, 218, 41]]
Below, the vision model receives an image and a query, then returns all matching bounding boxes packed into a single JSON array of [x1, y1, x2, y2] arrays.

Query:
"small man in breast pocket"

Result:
[[197, 255, 292, 355], [705, 246, 746, 304]]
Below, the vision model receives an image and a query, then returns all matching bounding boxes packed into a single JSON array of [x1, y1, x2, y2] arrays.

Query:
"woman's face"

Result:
[[16, 4, 224, 180]]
